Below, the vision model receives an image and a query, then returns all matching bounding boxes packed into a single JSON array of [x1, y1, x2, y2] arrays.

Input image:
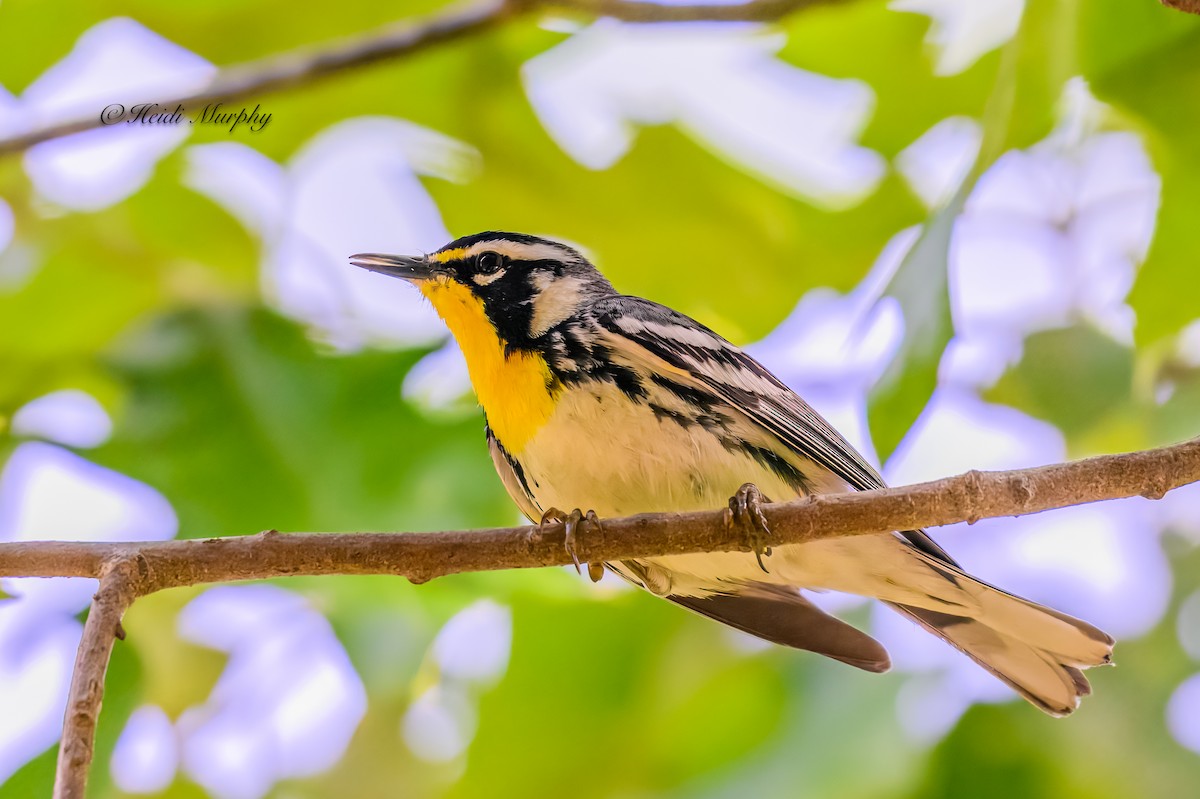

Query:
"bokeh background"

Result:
[[2, 0, 1200, 796]]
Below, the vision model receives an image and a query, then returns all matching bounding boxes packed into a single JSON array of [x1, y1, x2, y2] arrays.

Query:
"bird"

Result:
[[350, 231, 1114, 716]]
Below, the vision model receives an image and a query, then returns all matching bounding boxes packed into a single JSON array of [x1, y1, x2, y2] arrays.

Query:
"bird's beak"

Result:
[[349, 253, 437, 281]]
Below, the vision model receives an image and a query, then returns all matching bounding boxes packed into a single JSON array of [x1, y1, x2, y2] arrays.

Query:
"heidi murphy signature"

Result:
[[100, 102, 271, 133]]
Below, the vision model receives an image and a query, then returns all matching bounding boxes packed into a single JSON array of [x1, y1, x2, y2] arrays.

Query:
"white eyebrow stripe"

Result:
[[462, 240, 572, 262]]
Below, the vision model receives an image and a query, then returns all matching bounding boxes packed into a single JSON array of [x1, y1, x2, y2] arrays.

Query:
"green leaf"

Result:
[[1151, 363, 1200, 448], [866, 191, 962, 460], [1079, 0, 1200, 82], [1082, 7, 1200, 346], [0, 748, 57, 799], [985, 325, 1135, 439]]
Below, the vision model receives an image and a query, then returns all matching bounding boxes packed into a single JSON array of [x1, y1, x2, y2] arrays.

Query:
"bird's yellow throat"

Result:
[[419, 278, 557, 453]]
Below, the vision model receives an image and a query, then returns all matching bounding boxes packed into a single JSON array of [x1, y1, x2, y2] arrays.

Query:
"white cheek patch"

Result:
[[472, 269, 507, 286], [529, 275, 588, 336]]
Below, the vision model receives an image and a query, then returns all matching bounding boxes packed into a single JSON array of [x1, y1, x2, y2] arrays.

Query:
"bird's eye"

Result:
[[477, 252, 504, 274]]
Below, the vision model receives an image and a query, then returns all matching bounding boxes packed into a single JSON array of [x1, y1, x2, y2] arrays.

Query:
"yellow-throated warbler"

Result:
[[351, 231, 1113, 716]]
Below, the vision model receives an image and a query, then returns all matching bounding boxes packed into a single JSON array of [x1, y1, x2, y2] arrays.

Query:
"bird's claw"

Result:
[[725, 483, 774, 573], [540, 507, 603, 576]]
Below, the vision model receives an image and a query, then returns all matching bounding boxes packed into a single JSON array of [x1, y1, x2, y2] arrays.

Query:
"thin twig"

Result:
[[0, 0, 513, 156], [0, 0, 835, 157], [552, 0, 837, 22], [3, 436, 1197, 589], [52, 558, 141, 799]]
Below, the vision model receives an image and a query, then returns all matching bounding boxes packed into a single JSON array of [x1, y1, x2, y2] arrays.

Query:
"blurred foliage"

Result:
[[96, 307, 511, 536], [988, 324, 1135, 442], [0, 1, 1199, 799], [1081, 0, 1200, 345]]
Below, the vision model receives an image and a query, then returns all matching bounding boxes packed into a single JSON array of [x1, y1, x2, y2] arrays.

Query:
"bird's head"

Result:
[[350, 231, 614, 348]]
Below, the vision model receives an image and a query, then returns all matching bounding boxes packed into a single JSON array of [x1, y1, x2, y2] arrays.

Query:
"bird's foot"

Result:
[[725, 482, 773, 573], [540, 507, 603, 576]]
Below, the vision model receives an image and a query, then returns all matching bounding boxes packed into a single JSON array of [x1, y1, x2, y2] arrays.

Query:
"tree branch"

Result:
[[52, 558, 141, 799], [0, 435, 1194, 794], [0, 0, 835, 157], [2, 436, 1196, 589], [0, 0, 515, 156]]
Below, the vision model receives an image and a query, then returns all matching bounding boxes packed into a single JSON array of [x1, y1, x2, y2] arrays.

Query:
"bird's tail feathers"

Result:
[[890, 566, 1114, 716]]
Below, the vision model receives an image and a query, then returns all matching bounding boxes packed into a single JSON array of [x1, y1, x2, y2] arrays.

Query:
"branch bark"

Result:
[[0, 0, 834, 157], [0, 435, 1195, 794], [1161, 0, 1200, 15], [52, 558, 141, 799], [3, 436, 1197, 588]]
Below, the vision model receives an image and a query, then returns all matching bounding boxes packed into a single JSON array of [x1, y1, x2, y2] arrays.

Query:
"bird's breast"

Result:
[[515, 381, 809, 519], [420, 278, 557, 453]]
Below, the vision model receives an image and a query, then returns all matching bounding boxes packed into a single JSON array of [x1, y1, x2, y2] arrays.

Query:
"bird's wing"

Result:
[[591, 296, 957, 566], [487, 425, 542, 521]]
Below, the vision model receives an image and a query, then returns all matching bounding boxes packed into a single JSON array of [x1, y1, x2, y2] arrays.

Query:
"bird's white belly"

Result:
[[512, 382, 938, 600]]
